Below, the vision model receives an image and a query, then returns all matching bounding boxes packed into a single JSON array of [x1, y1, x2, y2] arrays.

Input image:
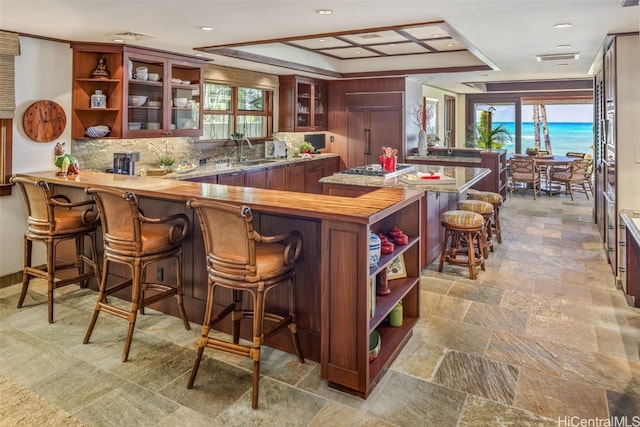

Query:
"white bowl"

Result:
[[146, 122, 161, 130], [128, 122, 142, 130], [171, 78, 181, 84], [128, 95, 148, 107], [85, 125, 110, 138], [173, 97, 188, 108], [148, 73, 160, 81], [147, 100, 161, 107], [180, 80, 191, 85]]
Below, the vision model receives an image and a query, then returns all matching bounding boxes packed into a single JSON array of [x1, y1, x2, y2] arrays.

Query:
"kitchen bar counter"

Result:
[[321, 164, 491, 267], [158, 153, 339, 180], [14, 169, 424, 398], [319, 164, 490, 193], [619, 210, 640, 307]]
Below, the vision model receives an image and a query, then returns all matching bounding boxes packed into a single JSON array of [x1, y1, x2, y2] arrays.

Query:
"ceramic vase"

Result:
[[369, 232, 381, 267], [417, 129, 428, 156]]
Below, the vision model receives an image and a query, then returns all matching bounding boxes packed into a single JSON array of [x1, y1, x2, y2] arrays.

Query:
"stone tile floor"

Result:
[[1, 191, 639, 426]]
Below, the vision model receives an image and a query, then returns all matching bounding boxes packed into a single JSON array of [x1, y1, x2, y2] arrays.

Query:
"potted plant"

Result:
[[230, 132, 244, 140], [299, 141, 314, 154], [158, 155, 175, 168], [525, 147, 539, 156]]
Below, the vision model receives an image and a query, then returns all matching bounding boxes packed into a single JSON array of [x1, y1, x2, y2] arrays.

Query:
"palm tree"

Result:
[[468, 111, 512, 149]]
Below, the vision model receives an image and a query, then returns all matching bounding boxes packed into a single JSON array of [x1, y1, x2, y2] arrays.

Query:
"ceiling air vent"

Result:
[[536, 53, 579, 62], [620, 0, 638, 7], [358, 33, 382, 39], [108, 31, 154, 41]]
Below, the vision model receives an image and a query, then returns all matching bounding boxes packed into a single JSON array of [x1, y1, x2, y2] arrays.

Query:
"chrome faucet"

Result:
[[238, 138, 252, 162]]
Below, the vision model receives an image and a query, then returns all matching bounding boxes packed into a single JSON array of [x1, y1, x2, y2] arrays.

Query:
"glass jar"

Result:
[[90, 90, 106, 109], [389, 302, 403, 327]]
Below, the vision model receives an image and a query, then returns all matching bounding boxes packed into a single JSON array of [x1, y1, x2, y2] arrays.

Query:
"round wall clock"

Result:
[[22, 100, 67, 142]]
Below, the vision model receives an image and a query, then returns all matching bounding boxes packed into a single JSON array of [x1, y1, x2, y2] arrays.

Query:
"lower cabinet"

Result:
[[304, 158, 325, 194], [217, 170, 246, 186], [246, 166, 286, 190], [322, 191, 423, 397], [286, 163, 306, 192]]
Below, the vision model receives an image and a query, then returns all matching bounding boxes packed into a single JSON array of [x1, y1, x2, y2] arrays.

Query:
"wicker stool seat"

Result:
[[11, 176, 101, 323], [438, 210, 486, 280], [83, 186, 191, 362], [456, 199, 495, 256], [466, 190, 503, 244], [186, 199, 305, 409]]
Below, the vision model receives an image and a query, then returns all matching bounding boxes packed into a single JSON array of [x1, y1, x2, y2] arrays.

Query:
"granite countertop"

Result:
[[620, 210, 640, 244], [320, 164, 490, 193], [406, 155, 482, 164], [157, 153, 339, 180]]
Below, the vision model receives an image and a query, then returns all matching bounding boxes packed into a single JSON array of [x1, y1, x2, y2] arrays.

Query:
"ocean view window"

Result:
[[468, 97, 593, 156], [202, 83, 273, 140]]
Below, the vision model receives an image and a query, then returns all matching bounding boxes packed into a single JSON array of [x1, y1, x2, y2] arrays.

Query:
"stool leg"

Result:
[[187, 279, 216, 389], [438, 228, 451, 272], [251, 288, 266, 409], [288, 275, 304, 364], [17, 236, 32, 309], [477, 231, 486, 272], [47, 239, 55, 323], [84, 257, 110, 345], [122, 263, 142, 362], [232, 289, 243, 344], [75, 235, 87, 288], [174, 253, 190, 330], [465, 231, 477, 280], [494, 208, 502, 244]]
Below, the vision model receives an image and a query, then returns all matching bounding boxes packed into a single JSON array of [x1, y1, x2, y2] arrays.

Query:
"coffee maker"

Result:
[[113, 152, 140, 175]]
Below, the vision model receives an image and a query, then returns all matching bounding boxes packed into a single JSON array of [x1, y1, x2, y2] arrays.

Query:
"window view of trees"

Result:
[[202, 83, 272, 140]]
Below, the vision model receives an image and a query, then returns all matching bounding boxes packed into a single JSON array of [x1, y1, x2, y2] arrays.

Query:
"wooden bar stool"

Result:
[[466, 189, 503, 244], [11, 176, 101, 323], [83, 186, 191, 362], [456, 199, 495, 257], [438, 210, 486, 280], [186, 199, 304, 409]]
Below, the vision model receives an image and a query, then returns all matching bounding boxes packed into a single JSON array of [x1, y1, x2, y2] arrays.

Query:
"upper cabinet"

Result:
[[278, 75, 327, 132], [71, 43, 204, 139]]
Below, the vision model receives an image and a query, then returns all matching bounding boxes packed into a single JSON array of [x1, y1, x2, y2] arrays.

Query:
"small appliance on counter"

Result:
[[265, 140, 287, 158], [113, 152, 140, 175]]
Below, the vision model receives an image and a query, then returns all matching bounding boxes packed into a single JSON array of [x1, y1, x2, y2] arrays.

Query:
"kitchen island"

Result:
[[320, 164, 491, 265], [14, 169, 423, 398]]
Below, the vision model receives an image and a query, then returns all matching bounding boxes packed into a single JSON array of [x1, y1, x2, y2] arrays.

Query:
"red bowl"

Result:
[[393, 234, 408, 245], [381, 242, 395, 254]]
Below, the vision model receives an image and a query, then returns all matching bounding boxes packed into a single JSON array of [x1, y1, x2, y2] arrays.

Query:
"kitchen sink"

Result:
[[241, 160, 279, 166]]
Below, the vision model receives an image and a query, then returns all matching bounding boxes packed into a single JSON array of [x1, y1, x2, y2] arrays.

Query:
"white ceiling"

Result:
[[1, 0, 638, 93]]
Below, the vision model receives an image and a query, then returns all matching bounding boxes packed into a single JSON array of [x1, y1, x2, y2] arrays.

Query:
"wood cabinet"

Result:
[[285, 163, 306, 192], [217, 170, 246, 186], [593, 34, 640, 276], [246, 165, 286, 190], [345, 92, 404, 170], [322, 191, 423, 397], [619, 212, 640, 308], [304, 158, 325, 194], [278, 75, 328, 132], [71, 43, 204, 140]]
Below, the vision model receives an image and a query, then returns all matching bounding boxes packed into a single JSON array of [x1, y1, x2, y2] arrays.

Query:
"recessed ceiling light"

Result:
[[558, 63, 569, 66], [430, 33, 441, 38], [446, 43, 454, 47], [200, 26, 213, 31], [194, 53, 203, 57], [112, 39, 124, 43], [557, 44, 572, 48], [554, 23, 572, 29], [318, 39, 326, 42], [316, 9, 333, 15]]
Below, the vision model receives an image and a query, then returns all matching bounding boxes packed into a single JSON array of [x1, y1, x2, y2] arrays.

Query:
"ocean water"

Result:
[[494, 122, 594, 155]]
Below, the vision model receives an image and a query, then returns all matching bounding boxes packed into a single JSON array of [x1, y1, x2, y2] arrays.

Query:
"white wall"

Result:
[[421, 85, 465, 146], [0, 37, 72, 276]]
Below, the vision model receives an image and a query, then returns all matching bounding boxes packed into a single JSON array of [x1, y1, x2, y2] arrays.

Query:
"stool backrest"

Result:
[[86, 186, 143, 252], [509, 158, 537, 178], [188, 199, 258, 281], [11, 176, 55, 232]]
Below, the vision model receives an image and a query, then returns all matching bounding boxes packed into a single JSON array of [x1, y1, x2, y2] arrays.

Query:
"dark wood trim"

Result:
[[197, 20, 447, 50], [340, 65, 491, 79], [0, 119, 13, 196]]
